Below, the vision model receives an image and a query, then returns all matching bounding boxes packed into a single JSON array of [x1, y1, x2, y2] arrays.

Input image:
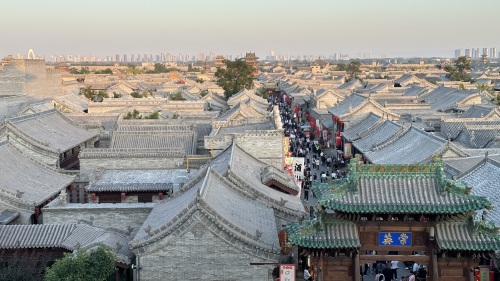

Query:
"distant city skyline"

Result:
[[1, 0, 499, 59]]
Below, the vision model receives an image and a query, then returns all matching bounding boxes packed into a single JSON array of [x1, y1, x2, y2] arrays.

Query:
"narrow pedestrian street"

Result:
[[272, 94, 349, 209]]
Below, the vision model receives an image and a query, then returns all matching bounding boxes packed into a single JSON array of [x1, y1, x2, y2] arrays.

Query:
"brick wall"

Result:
[[235, 131, 283, 169], [42, 203, 154, 233], [135, 211, 274, 281]]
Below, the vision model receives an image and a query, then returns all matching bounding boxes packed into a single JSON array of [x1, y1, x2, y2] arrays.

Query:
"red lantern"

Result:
[[121, 193, 126, 201], [69, 184, 74, 192], [90, 193, 96, 200], [158, 192, 164, 200]]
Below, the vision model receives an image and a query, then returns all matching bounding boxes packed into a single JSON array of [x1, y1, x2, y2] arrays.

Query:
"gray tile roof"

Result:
[[342, 113, 381, 142], [461, 125, 500, 148], [418, 87, 456, 103], [0, 209, 20, 225], [7, 109, 98, 152], [200, 169, 279, 249], [110, 131, 196, 154], [352, 120, 402, 153], [460, 105, 495, 118], [327, 94, 367, 117], [0, 223, 133, 264], [0, 142, 75, 206], [444, 156, 486, 179], [228, 145, 305, 215], [53, 94, 89, 112], [441, 119, 500, 140], [459, 158, 500, 225], [430, 90, 480, 112], [364, 126, 446, 164], [88, 169, 194, 192], [214, 121, 274, 137], [131, 178, 199, 246], [131, 167, 281, 256], [403, 86, 427, 97]]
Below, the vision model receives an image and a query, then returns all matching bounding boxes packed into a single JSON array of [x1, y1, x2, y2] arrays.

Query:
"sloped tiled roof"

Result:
[[460, 105, 495, 118], [313, 158, 491, 214], [459, 158, 500, 225], [352, 120, 402, 153], [286, 217, 360, 249], [7, 109, 98, 152], [0, 141, 75, 206], [364, 126, 447, 164], [228, 145, 304, 215], [131, 177, 200, 246], [88, 169, 193, 192], [327, 94, 367, 117], [441, 119, 500, 140], [461, 125, 500, 148], [110, 131, 196, 154], [199, 169, 279, 249], [418, 87, 456, 103], [403, 86, 427, 97], [342, 113, 381, 142], [131, 168, 281, 259], [0, 223, 133, 264], [430, 90, 480, 112], [436, 220, 500, 251]]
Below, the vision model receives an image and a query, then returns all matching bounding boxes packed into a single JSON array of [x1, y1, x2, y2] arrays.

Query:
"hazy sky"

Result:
[[1, 0, 499, 59]]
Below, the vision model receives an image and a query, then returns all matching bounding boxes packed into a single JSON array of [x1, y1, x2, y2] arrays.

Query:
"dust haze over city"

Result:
[[0, 0, 500, 281]]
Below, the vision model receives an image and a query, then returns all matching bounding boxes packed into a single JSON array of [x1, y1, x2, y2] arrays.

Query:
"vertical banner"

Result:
[[292, 157, 305, 178], [280, 264, 296, 281], [344, 143, 352, 159]]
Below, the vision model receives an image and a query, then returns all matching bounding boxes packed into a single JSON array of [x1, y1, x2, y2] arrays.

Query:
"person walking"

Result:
[[304, 185, 310, 201], [390, 261, 399, 280]]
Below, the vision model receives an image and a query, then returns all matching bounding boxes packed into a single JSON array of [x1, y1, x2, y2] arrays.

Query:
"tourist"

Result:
[[390, 260, 399, 279], [304, 265, 313, 281]]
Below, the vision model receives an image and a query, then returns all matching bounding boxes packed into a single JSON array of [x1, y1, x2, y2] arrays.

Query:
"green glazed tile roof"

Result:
[[313, 158, 491, 214], [436, 220, 500, 251], [286, 217, 360, 249]]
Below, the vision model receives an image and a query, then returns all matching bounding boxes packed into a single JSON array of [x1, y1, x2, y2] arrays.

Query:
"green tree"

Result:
[[215, 59, 254, 98], [445, 56, 472, 82], [44, 245, 115, 281], [124, 109, 142, 119], [346, 60, 362, 79], [144, 111, 160, 119], [199, 89, 209, 97], [80, 86, 97, 100], [95, 68, 113, 74], [335, 63, 347, 71], [130, 91, 143, 98]]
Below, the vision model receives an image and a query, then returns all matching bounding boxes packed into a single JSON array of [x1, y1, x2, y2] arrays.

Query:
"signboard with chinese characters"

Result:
[[378, 232, 412, 246], [280, 264, 296, 281]]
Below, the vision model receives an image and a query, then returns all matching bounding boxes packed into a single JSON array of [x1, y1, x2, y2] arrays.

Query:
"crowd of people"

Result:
[[367, 260, 427, 281], [270, 94, 348, 204]]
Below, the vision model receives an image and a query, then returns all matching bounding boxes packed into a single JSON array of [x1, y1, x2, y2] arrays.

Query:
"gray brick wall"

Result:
[[135, 211, 275, 281], [43, 203, 154, 233]]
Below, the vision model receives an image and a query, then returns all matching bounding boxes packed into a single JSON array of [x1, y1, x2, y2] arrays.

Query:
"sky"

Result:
[[1, 0, 499, 59]]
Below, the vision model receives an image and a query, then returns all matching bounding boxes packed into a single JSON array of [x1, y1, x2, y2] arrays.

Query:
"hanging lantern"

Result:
[[158, 192, 164, 200], [121, 193, 126, 201], [90, 193, 96, 201]]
